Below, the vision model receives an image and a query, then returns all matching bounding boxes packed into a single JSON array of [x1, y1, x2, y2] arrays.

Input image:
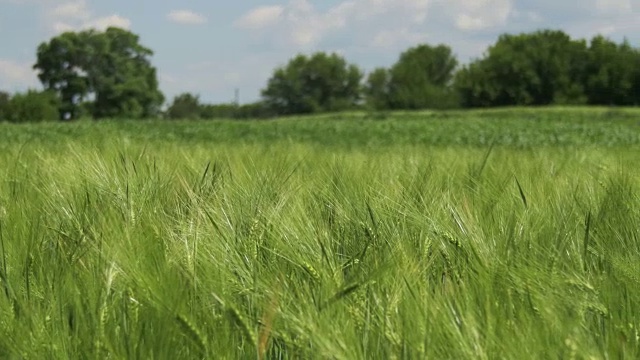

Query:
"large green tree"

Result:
[[33, 27, 164, 120], [456, 30, 588, 107], [261, 52, 363, 115], [386, 44, 459, 110], [32, 31, 89, 119], [584, 36, 640, 105]]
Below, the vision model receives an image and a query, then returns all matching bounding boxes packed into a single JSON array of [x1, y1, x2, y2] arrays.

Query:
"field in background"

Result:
[[0, 107, 639, 358], [2, 106, 640, 149]]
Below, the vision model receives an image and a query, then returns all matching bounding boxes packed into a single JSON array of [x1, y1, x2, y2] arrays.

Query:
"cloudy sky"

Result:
[[0, 0, 638, 104]]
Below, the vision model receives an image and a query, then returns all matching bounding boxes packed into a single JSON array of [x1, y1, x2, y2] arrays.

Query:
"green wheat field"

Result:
[[1, 107, 639, 359]]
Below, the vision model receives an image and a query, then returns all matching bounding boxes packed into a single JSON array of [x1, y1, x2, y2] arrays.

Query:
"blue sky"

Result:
[[1, 0, 638, 104]]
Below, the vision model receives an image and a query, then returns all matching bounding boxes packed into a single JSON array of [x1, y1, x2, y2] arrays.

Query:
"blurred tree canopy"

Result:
[[166, 93, 202, 120], [0, 90, 60, 123], [455, 30, 640, 107], [2, 27, 639, 122], [364, 44, 460, 111], [261, 52, 363, 115], [33, 27, 164, 120]]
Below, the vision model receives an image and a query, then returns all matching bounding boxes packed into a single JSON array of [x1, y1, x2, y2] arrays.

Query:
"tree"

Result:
[[386, 44, 459, 110], [198, 102, 273, 119], [454, 62, 498, 108], [0, 91, 10, 121], [235, 102, 273, 119], [33, 27, 164, 120], [261, 52, 363, 115], [89, 27, 164, 119], [166, 93, 202, 119], [32, 31, 90, 120], [199, 103, 237, 119], [455, 30, 588, 107], [364, 67, 391, 110], [3, 89, 60, 123], [584, 36, 640, 105]]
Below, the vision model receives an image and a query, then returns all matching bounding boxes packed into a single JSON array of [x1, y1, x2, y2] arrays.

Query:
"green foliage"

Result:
[[12, 26, 639, 122], [454, 61, 495, 108], [363, 44, 459, 111], [455, 30, 589, 107], [32, 31, 90, 120], [90, 28, 164, 119], [165, 96, 274, 120], [1, 89, 60, 123], [234, 102, 274, 119], [364, 67, 391, 110], [167, 93, 202, 119], [0, 91, 9, 121], [585, 36, 640, 105], [262, 52, 363, 115], [0, 109, 639, 358], [33, 27, 164, 120], [200, 102, 274, 119], [18, 27, 640, 119], [387, 44, 459, 110], [199, 103, 237, 119]]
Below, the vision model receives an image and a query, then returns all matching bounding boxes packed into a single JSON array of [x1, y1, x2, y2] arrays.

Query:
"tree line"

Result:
[[1, 28, 639, 122]]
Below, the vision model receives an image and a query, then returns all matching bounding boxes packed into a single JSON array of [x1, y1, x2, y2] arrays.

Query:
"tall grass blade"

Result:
[[583, 210, 592, 272], [514, 176, 528, 208]]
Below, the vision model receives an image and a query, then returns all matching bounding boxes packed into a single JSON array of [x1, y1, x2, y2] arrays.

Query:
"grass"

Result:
[[2, 106, 640, 150], [0, 107, 639, 358]]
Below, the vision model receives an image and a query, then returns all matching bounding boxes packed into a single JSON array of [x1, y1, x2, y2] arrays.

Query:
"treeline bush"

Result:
[[164, 29, 640, 119], [2, 28, 639, 122], [163, 93, 275, 120], [455, 31, 640, 107], [0, 90, 60, 123]]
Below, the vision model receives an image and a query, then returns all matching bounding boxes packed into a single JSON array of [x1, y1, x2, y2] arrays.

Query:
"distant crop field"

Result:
[[2, 106, 640, 149], [0, 108, 639, 358]]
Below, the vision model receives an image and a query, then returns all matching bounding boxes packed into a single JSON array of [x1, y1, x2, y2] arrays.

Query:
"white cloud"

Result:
[[167, 10, 207, 25], [42, 0, 132, 33], [597, 25, 617, 35], [510, 10, 542, 23], [371, 28, 429, 48], [86, 15, 131, 30], [528, 0, 637, 41], [235, 0, 436, 48], [455, 15, 485, 31], [447, 0, 513, 31], [235, 5, 283, 29], [52, 22, 75, 33], [51, 1, 90, 21]]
